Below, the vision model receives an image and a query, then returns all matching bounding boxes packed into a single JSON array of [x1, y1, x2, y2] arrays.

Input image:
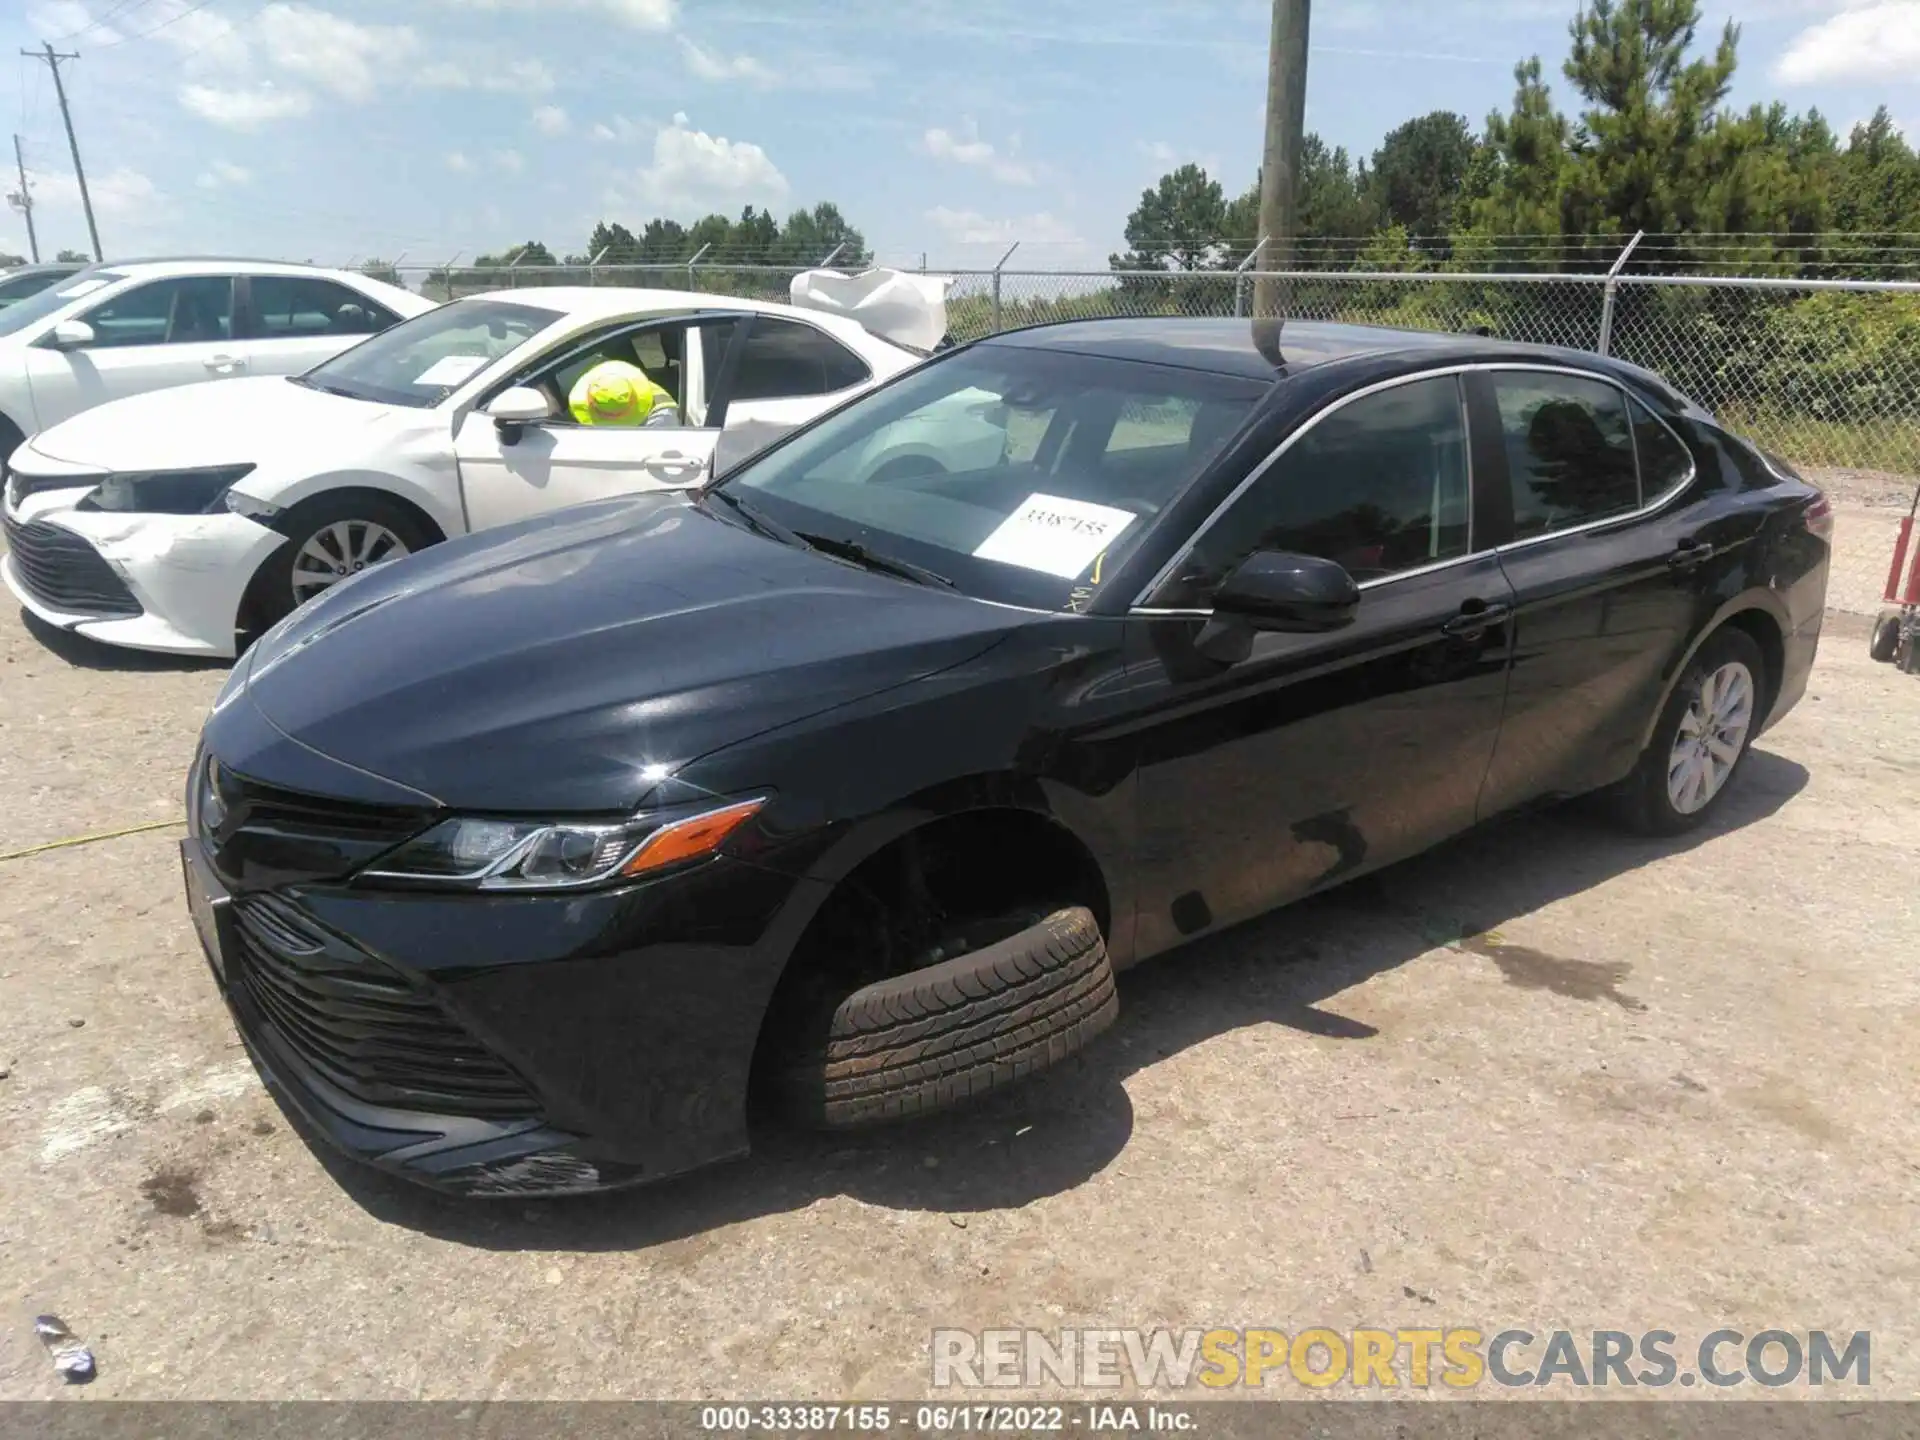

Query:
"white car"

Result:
[[3, 273, 1007, 657], [0, 258, 431, 457]]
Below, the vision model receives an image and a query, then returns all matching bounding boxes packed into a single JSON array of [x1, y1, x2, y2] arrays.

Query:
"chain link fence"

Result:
[[388, 262, 1920, 489]]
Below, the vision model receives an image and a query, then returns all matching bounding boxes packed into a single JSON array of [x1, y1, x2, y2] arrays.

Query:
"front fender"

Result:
[[232, 462, 466, 541]]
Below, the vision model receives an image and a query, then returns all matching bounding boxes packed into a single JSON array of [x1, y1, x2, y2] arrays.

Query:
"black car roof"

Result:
[[980, 315, 1576, 382]]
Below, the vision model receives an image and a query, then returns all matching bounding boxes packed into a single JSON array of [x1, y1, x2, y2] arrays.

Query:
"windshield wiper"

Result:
[[704, 487, 807, 548], [794, 531, 955, 590]]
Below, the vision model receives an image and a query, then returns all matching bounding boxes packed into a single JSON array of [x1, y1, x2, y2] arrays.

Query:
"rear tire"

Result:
[[1869, 612, 1902, 664], [1604, 628, 1767, 837], [238, 492, 438, 647], [772, 905, 1117, 1130]]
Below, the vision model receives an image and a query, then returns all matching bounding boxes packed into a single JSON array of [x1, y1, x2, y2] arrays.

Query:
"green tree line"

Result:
[[1113, 0, 1920, 280]]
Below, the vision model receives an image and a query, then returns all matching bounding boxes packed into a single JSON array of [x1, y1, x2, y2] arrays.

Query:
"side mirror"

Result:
[[486, 386, 553, 423], [48, 319, 95, 349], [484, 385, 552, 444], [1193, 551, 1359, 663], [1214, 551, 1360, 632]]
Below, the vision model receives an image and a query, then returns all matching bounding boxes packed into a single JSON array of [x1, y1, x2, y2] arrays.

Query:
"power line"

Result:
[[19, 43, 101, 262], [45, 0, 160, 45], [93, 0, 226, 49]]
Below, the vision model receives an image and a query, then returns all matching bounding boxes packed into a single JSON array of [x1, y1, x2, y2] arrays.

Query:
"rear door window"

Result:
[[732, 317, 871, 400], [247, 276, 397, 339], [1491, 372, 1641, 540]]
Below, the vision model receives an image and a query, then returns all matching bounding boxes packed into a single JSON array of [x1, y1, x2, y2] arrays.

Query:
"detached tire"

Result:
[[1604, 627, 1767, 837], [1869, 612, 1901, 664], [777, 905, 1117, 1130]]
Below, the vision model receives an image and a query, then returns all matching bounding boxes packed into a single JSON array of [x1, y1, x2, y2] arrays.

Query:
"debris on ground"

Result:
[[35, 1315, 97, 1383]]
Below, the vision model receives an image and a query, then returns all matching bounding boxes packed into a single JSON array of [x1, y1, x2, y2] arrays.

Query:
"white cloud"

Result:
[[448, 0, 674, 28], [676, 35, 871, 90], [26, 1, 122, 43], [612, 115, 789, 217], [1776, 2, 1920, 83], [179, 82, 313, 128], [31, 165, 162, 222], [445, 151, 476, 173], [493, 149, 526, 174], [418, 56, 556, 95], [531, 104, 570, 136], [680, 36, 777, 84], [253, 4, 419, 102], [194, 160, 253, 189], [926, 206, 1081, 247], [920, 122, 1037, 186]]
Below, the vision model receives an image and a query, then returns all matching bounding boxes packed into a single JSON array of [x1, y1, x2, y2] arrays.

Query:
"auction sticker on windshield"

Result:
[[412, 354, 491, 387], [973, 493, 1137, 579]]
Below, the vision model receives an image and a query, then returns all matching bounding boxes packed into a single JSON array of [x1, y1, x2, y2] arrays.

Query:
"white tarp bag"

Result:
[[789, 267, 952, 354]]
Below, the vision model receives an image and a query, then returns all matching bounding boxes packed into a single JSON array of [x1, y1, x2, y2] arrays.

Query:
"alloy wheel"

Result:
[[1666, 660, 1755, 816], [290, 520, 410, 605]]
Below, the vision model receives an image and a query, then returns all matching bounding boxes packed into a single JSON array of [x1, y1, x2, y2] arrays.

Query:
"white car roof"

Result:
[[84, 258, 432, 314], [455, 278, 940, 355]]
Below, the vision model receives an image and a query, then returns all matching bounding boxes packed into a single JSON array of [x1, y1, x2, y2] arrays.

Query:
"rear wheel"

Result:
[[1605, 628, 1766, 836], [238, 493, 438, 645]]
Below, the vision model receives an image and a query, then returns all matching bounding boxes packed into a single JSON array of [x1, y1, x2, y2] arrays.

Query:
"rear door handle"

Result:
[[1442, 601, 1512, 636], [204, 354, 245, 374], [1669, 537, 1715, 569]]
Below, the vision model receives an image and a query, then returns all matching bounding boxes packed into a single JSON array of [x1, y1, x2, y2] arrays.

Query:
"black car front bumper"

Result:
[[182, 831, 822, 1197]]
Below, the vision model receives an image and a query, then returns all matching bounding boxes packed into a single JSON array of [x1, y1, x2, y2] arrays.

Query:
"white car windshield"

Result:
[[296, 297, 561, 409], [720, 345, 1268, 612], [0, 268, 125, 338]]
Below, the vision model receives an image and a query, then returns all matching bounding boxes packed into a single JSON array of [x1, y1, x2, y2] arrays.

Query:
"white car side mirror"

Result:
[[485, 386, 553, 423], [49, 319, 95, 349]]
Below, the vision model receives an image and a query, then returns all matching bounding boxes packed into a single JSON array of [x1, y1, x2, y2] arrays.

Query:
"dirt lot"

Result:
[[1, 484, 1916, 1401]]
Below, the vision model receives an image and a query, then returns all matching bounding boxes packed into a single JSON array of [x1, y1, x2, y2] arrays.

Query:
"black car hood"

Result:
[[236, 494, 1022, 812]]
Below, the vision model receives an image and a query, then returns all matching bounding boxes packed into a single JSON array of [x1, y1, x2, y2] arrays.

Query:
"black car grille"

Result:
[[230, 893, 540, 1119], [200, 762, 436, 889], [3, 512, 142, 618]]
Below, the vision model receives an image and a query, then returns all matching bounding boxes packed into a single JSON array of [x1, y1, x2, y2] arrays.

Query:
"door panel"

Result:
[[453, 416, 718, 532], [1472, 369, 1716, 815], [24, 276, 241, 427], [1131, 555, 1517, 957]]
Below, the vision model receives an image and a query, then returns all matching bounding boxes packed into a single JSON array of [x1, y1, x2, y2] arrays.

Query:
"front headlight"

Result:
[[78, 464, 257, 515], [361, 797, 767, 891]]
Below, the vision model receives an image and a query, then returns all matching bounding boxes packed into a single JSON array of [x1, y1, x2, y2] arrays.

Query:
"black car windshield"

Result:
[[719, 345, 1267, 610], [0, 267, 124, 337], [296, 296, 561, 408]]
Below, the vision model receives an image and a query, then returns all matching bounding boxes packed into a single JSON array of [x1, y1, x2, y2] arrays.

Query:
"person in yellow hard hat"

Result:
[[568, 358, 678, 427]]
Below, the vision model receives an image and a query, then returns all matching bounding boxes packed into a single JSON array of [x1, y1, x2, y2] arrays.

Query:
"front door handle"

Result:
[[1442, 600, 1512, 636], [204, 354, 245, 375], [644, 450, 708, 481], [1669, 537, 1716, 569]]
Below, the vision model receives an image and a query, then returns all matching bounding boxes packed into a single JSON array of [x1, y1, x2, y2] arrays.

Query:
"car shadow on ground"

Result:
[[318, 749, 1809, 1252], [16, 609, 230, 672]]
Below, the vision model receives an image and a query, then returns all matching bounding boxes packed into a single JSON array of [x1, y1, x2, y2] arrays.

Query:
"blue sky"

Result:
[[3, 0, 1916, 273]]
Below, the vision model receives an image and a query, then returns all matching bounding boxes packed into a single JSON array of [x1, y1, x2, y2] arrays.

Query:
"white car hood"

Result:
[[25, 375, 418, 472]]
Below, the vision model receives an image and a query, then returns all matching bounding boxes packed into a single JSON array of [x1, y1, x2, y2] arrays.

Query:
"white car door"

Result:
[[238, 274, 403, 378], [23, 275, 243, 429], [452, 315, 737, 532]]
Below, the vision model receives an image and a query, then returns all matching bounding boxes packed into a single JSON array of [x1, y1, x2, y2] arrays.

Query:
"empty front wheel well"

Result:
[[749, 808, 1112, 1079]]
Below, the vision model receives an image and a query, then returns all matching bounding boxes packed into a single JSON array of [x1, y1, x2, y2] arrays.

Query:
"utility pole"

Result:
[[1251, 0, 1310, 326], [8, 135, 38, 263], [22, 42, 102, 262]]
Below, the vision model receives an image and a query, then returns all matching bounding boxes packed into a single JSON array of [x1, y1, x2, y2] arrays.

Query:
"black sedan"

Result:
[[180, 317, 1831, 1196]]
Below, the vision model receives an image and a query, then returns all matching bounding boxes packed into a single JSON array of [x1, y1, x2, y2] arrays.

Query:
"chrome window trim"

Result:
[[1130, 360, 1698, 611]]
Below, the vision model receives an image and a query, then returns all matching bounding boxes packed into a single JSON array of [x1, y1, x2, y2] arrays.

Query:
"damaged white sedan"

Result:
[[3, 269, 1002, 657]]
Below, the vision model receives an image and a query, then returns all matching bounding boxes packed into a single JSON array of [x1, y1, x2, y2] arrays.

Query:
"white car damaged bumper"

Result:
[[3, 479, 283, 658]]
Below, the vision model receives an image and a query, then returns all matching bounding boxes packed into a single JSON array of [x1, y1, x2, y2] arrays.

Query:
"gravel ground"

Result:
[[0, 507, 1916, 1403]]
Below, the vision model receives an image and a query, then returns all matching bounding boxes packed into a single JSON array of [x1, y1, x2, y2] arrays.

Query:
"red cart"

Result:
[[1872, 484, 1920, 672]]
